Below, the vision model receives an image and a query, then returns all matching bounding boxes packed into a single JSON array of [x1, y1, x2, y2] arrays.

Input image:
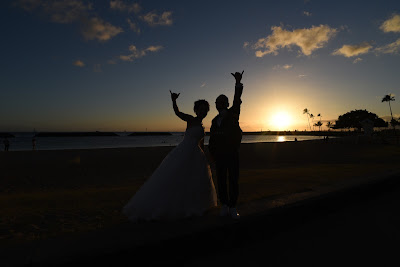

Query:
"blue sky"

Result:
[[1, 0, 399, 132]]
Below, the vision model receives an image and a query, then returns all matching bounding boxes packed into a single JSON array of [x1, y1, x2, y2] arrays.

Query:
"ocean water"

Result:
[[2, 132, 326, 151]]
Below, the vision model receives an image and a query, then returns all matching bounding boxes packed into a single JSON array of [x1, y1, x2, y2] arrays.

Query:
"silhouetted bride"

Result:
[[123, 91, 217, 222]]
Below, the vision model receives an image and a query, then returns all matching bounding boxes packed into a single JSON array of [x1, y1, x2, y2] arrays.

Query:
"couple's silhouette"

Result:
[[123, 71, 244, 221]]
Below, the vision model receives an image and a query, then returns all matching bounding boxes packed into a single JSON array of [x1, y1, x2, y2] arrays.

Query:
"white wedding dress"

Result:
[[123, 125, 218, 222]]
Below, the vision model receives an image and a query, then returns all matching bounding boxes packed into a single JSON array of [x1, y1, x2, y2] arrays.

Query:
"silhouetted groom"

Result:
[[209, 71, 244, 219]]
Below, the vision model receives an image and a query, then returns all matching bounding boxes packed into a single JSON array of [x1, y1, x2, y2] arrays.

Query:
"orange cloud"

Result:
[[332, 42, 372, 57], [110, 0, 141, 14], [127, 18, 140, 34], [15, 0, 92, 24], [140, 11, 173, 26], [380, 14, 400, 33], [73, 60, 85, 67], [273, 64, 293, 70], [81, 17, 123, 42], [15, 1, 123, 42], [119, 45, 163, 62], [252, 25, 337, 56], [375, 38, 400, 54]]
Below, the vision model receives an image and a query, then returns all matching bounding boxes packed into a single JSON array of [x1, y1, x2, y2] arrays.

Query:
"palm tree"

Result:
[[326, 121, 333, 131], [314, 121, 323, 131], [382, 94, 395, 126], [303, 108, 311, 131], [317, 113, 322, 131], [309, 113, 315, 131]]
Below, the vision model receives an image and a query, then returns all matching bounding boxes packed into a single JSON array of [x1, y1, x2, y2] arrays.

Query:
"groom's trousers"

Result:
[[215, 151, 239, 208]]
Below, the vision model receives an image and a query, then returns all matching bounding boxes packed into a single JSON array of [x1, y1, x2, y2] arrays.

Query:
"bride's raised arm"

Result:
[[170, 90, 194, 122]]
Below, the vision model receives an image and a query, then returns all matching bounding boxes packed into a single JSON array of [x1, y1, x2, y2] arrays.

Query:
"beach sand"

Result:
[[1, 139, 399, 246]]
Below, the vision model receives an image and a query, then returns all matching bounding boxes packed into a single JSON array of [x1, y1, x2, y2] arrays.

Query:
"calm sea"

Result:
[[2, 132, 326, 151]]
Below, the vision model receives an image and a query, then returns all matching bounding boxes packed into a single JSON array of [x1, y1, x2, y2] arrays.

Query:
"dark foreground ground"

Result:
[[39, 172, 400, 267], [2, 140, 398, 249], [189, 177, 400, 266], [2, 140, 400, 266]]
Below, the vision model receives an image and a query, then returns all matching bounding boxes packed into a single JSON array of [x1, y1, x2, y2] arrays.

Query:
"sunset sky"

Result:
[[1, 0, 399, 132]]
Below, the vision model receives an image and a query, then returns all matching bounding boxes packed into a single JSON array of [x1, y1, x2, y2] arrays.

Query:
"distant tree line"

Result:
[[305, 93, 399, 133], [332, 109, 387, 131]]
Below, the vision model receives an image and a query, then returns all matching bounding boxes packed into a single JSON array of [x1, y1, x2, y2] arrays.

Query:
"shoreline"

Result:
[[0, 137, 330, 153], [4, 132, 397, 152], [4, 133, 397, 153]]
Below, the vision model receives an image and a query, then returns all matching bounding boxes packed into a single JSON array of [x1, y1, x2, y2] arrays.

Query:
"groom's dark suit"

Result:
[[209, 83, 243, 208]]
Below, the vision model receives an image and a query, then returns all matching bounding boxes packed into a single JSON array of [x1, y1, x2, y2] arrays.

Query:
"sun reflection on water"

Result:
[[277, 136, 286, 142]]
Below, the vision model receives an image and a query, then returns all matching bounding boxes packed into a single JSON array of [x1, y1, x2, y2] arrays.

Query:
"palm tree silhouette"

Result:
[[382, 94, 397, 139], [317, 113, 322, 131], [326, 121, 333, 131], [314, 121, 323, 131], [303, 108, 311, 131], [382, 94, 395, 125], [309, 113, 315, 131]]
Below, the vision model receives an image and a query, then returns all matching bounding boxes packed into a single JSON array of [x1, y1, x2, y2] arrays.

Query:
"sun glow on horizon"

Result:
[[270, 111, 292, 130]]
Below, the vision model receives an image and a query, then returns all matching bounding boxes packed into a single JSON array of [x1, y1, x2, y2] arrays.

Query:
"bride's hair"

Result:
[[194, 99, 210, 112]]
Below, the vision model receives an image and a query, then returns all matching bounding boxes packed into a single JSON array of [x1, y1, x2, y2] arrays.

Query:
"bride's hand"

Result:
[[169, 90, 180, 101]]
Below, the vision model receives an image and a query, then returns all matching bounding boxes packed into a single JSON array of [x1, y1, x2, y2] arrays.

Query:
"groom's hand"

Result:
[[231, 70, 244, 84]]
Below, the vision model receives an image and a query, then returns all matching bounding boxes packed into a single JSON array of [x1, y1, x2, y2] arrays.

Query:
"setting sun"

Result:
[[270, 112, 292, 130]]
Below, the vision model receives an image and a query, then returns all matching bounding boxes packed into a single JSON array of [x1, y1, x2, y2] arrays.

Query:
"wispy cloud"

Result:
[[119, 45, 163, 62], [81, 17, 123, 42], [380, 14, 400, 33], [200, 82, 206, 88], [73, 60, 85, 67], [14, 0, 41, 11], [303, 11, 312, 17], [140, 11, 173, 26], [45, 0, 92, 23], [127, 18, 140, 34], [332, 42, 373, 57], [375, 38, 400, 54], [251, 25, 337, 57], [15, 0, 92, 23], [110, 0, 141, 14], [353, 58, 363, 64], [146, 45, 163, 52], [273, 64, 293, 70], [282, 64, 293, 70], [93, 64, 102, 72], [14, 1, 123, 42], [298, 74, 307, 78]]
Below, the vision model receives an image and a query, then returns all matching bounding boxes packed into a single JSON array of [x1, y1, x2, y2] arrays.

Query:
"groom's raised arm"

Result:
[[230, 71, 244, 119]]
